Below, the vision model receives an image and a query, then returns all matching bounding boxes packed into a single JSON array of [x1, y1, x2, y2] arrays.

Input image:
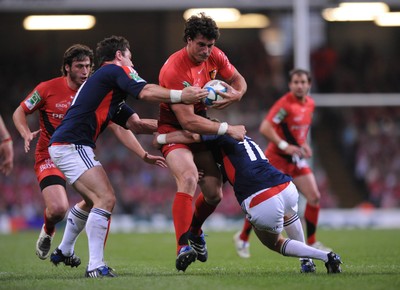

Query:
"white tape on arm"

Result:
[[217, 122, 228, 135], [170, 90, 182, 103], [278, 140, 289, 150], [157, 134, 167, 144]]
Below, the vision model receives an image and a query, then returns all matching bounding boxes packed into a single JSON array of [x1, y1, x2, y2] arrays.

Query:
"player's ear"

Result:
[[115, 50, 123, 60]]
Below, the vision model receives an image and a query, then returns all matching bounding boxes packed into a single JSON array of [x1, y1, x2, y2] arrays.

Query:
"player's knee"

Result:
[[178, 173, 198, 191], [307, 195, 320, 205], [47, 204, 68, 222], [103, 194, 116, 212], [203, 189, 222, 205]]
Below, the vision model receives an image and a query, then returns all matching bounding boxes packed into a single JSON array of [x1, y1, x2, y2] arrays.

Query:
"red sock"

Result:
[[172, 192, 193, 254], [239, 218, 252, 242], [43, 209, 55, 236], [104, 216, 111, 248], [189, 192, 217, 235], [304, 203, 320, 245]]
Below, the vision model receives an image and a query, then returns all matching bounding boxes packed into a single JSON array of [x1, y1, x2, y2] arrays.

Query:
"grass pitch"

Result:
[[0, 228, 399, 290]]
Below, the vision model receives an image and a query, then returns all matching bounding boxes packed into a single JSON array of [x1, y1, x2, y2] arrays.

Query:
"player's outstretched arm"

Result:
[[153, 131, 200, 148], [108, 122, 167, 168], [138, 84, 208, 104], [125, 113, 158, 134]]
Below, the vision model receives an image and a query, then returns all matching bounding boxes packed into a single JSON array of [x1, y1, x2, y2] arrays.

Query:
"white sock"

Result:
[[59, 204, 89, 256], [86, 208, 111, 271], [284, 214, 305, 243], [281, 239, 329, 262]]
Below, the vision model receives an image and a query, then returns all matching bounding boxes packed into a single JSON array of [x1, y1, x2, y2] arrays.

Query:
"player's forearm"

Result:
[[229, 71, 247, 100], [109, 123, 147, 159], [0, 116, 11, 140], [127, 118, 157, 134], [12, 107, 31, 139]]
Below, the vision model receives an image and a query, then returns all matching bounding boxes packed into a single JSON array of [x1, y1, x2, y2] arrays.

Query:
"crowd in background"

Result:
[[1, 39, 399, 221]]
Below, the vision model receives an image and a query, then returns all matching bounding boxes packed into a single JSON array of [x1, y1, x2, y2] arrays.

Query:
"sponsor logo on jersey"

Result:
[[52, 113, 65, 119], [182, 81, 192, 87], [24, 90, 42, 110], [129, 70, 145, 83], [293, 115, 304, 122], [272, 108, 287, 124]]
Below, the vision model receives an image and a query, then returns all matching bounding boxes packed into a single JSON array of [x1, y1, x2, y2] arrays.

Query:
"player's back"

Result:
[[204, 135, 292, 204]]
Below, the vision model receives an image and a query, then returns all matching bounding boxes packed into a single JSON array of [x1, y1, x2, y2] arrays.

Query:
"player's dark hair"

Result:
[[183, 12, 220, 43], [96, 35, 131, 67], [61, 44, 94, 76], [289, 68, 312, 83]]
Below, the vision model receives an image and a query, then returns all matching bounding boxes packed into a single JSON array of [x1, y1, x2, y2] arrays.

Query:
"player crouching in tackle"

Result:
[[153, 129, 343, 274]]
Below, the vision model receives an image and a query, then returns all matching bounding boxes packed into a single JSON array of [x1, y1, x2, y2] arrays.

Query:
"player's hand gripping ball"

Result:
[[203, 80, 227, 106]]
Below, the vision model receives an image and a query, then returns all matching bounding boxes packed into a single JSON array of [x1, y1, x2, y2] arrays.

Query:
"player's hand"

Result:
[[283, 144, 303, 157], [227, 124, 246, 141], [211, 83, 242, 109], [301, 144, 312, 158], [24, 129, 41, 153], [181, 87, 208, 104], [143, 152, 167, 168]]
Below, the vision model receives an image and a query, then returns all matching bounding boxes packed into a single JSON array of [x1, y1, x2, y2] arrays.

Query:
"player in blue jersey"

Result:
[[48, 35, 208, 278], [154, 129, 343, 274]]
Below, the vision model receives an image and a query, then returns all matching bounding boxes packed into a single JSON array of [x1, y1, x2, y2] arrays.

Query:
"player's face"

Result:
[[186, 35, 215, 65], [120, 49, 133, 67], [289, 73, 311, 100], [68, 57, 92, 88]]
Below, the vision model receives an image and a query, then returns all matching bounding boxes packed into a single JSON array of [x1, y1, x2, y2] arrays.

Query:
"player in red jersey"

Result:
[[0, 114, 13, 176], [157, 13, 247, 271], [12, 44, 167, 267], [234, 68, 332, 259]]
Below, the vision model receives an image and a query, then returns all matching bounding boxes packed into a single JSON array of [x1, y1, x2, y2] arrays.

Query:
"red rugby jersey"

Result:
[[158, 46, 235, 128], [265, 92, 315, 155], [20, 76, 76, 160]]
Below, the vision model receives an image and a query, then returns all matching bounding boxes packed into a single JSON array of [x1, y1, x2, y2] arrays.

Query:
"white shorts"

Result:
[[48, 144, 101, 185], [241, 181, 299, 234]]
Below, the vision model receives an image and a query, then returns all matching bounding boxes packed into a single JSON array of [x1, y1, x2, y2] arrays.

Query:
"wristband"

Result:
[[157, 134, 167, 144], [217, 122, 228, 135], [2, 137, 12, 143], [278, 140, 289, 150], [170, 90, 182, 103]]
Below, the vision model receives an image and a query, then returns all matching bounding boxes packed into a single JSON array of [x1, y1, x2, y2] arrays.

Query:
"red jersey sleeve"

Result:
[[20, 82, 48, 114]]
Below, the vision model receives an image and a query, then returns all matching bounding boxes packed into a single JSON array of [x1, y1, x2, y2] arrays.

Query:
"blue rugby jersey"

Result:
[[202, 135, 292, 205], [50, 64, 146, 148]]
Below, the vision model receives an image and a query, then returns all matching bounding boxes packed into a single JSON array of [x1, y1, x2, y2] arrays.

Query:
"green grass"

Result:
[[0, 229, 399, 290]]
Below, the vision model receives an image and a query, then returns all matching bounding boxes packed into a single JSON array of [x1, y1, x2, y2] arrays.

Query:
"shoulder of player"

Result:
[[34, 76, 69, 95], [305, 95, 315, 106], [37, 76, 65, 87], [161, 48, 187, 70]]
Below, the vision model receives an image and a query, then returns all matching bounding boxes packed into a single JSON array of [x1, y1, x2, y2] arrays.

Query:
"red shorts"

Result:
[[34, 156, 65, 184], [266, 151, 312, 178]]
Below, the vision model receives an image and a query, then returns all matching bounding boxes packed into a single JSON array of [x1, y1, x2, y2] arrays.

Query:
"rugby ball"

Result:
[[203, 79, 227, 106]]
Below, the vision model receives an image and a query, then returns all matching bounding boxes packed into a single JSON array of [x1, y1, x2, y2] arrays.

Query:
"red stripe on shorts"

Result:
[[249, 181, 290, 208]]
